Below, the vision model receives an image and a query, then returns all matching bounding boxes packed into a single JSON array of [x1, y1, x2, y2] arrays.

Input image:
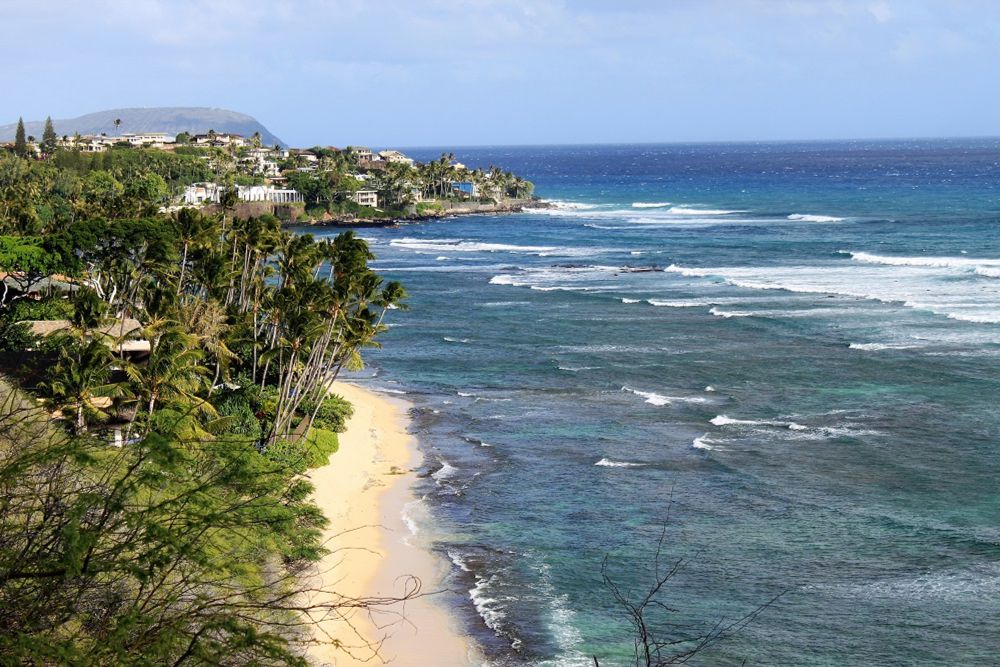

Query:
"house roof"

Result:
[[21, 318, 143, 339]]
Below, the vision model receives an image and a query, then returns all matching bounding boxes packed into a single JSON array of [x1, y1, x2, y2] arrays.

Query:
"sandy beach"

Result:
[[303, 382, 477, 666]]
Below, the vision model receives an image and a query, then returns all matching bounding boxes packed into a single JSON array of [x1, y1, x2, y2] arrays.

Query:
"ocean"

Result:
[[304, 141, 1000, 665]]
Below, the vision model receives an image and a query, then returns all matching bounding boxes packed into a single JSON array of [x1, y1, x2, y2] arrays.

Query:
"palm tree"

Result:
[[114, 118, 122, 136], [171, 208, 216, 297], [124, 325, 210, 434], [41, 338, 117, 434]]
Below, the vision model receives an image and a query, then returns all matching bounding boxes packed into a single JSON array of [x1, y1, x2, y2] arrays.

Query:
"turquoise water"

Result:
[[305, 141, 1000, 665]]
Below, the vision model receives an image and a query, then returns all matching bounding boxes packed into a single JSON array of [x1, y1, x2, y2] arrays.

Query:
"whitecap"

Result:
[[390, 237, 556, 254], [432, 459, 459, 481], [709, 306, 754, 318], [647, 298, 712, 308], [621, 297, 641, 304], [622, 386, 710, 406], [667, 206, 743, 215], [595, 458, 644, 467], [849, 342, 920, 351], [631, 201, 671, 208], [443, 336, 470, 343], [788, 213, 845, 223], [692, 435, 718, 450], [710, 414, 806, 430], [846, 251, 1000, 272], [622, 386, 671, 406]]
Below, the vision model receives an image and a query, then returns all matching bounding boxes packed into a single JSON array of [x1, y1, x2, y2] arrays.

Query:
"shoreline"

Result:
[[284, 198, 552, 228], [302, 381, 477, 666]]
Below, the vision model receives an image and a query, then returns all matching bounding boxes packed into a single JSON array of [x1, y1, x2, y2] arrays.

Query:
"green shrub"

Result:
[[217, 395, 263, 441], [0, 296, 74, 323], [299, 394, 353, 433], [264, 427, 338, 472], [0, 321, 37, 352], [303, 427, 339, 467]]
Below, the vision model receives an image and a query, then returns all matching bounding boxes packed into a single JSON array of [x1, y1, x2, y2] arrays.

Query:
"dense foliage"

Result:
[[0, 146, 406, 663]]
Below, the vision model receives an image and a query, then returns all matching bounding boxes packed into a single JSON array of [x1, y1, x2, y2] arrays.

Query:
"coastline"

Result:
[[279, 198, 551, 228], [202, 197, 552, 229], [302, 381, 477, 666]]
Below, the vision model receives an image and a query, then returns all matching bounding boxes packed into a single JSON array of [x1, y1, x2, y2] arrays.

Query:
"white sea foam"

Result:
[[374, 387, 407, 395], [849, 342, 920, 351], [490, 265, 633, 292], [544, 200, 599, 210], [709, 306, 754, 318], [631, 201, 672, 208], [623, 386, 710, 406], [595, 458, 644, 467], [665, 261, 1000, 327], [667, 206, 743, 215], [436, 255, 449, 260], [847, 251, 1000, 273], [692, 435, 718, 450], [621, 297, 641, 304], [788, 213, 845, 223], [401, 500, 421, 536], [557, 365, 600, 372], [457, 391, 476, 397], [705, 385, 716, 392], [432, 459, 459, 481], [622, 386, 670, 406], [648, 298, 711, 308], [469, 576, 507, 640], [711, 414, 807, 430], [447, 550, 472, 573], [443, 336, 470, 343], [480, 301, 532, 308], [391, 237, 556, 254]]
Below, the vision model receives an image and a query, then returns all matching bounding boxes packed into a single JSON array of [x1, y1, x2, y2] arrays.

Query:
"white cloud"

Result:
[[868, 1, 893, 23]]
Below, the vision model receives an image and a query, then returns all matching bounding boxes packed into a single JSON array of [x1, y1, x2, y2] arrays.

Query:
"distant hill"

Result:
[[0, 107, 286, 147]]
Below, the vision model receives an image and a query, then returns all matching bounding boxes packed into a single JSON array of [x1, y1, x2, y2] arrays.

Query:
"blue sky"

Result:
[[2, 0, 998, 146]]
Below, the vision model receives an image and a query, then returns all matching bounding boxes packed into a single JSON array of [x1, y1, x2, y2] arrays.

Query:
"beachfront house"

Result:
[[378, 150, 415, 166], [348, 146, 374, 161], [182, 182, 304, 205], [451, 181, 479, 198], [350, 190, 379, 207]]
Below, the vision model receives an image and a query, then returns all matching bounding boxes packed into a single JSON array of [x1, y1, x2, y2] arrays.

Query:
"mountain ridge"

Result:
[[0, 107, 285, 147]]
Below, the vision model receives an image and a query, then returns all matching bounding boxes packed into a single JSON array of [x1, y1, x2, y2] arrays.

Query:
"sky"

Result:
[[2, 0, 999, 146]]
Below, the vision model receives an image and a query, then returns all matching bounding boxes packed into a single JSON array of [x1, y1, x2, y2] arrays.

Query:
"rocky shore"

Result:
[[292, 197, 553, 228]]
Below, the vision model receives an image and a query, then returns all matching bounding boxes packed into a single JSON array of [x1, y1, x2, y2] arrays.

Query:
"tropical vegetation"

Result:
[[0, 138, 407, 663]]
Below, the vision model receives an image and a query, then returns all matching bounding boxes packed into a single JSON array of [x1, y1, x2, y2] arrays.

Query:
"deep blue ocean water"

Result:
[[305, 141, 1000, 665]]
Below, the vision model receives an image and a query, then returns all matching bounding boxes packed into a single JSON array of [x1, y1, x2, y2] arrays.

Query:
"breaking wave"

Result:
[[788, 213, 845, 223], [595, 458, 644, 467]]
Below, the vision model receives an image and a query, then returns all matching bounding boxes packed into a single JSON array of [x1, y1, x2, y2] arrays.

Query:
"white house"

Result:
[[57, 134, 119, 152], [350, 190, 378, 207], [349, 146, 374, 161], [379, 150, 415, 166], [121, 132, 176, 147], [182, 182, 303, 205], [193, 133, 247, 147]]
